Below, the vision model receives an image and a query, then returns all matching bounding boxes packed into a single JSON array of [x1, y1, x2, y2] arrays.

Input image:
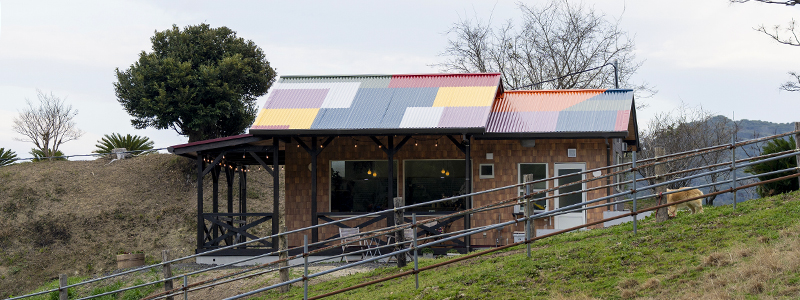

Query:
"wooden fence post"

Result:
[[279, 224, 289, 293], [393, 197, 406, 267], [654, 147, 668, 222], [523, 174, 534, 258], [59, 274, 68, 300], [162, 250, 174, 300]]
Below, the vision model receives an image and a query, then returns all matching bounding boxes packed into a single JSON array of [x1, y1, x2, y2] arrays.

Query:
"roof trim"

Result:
[[474, 131, 630, 140], [168, 134, 264, 155], [279, 72, 503, 79], [249, 127, 486, 136]]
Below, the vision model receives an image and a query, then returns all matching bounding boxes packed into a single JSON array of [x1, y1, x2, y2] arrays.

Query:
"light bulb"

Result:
[[354, 144, 358, 148], [415, 142, 418, 146], [368, 169, 372, 175], [441, 169, 445, 174], [373, 172, 377, 177], [446, 171, 450, 176]]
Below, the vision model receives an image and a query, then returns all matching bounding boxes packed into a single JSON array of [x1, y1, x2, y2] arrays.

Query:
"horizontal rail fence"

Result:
[[9, 129, 800, 300]]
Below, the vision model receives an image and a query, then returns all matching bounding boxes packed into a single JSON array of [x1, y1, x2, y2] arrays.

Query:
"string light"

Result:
[[446, 171, 450, 176], [354, 144, 357, 148], [372, 172, 377, 177], [368, 169, 372, 175]]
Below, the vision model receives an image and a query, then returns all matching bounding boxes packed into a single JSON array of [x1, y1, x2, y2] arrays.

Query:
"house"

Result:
[[169, 73, 639, 257]]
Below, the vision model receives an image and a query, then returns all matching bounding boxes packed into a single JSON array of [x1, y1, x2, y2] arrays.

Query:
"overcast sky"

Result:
[[1, 0, 798, 160]]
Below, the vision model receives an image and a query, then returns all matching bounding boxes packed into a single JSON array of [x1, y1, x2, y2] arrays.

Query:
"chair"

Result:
[[339, 227, 364, 262], [387, 228, 417, 262]]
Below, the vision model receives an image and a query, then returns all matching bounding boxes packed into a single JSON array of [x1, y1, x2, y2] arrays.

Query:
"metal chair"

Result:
[[339, 227, 364, 262]]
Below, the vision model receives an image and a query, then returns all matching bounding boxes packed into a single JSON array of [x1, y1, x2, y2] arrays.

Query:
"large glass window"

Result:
[[519, 163, 548, 211], [330, 160, 397, 212], [404, 160, 467, 212]]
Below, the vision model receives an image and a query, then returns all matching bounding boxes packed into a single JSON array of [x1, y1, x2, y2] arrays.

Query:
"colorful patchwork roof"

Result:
[[486, 89, 635, 137], [249, 73, 503, 135]]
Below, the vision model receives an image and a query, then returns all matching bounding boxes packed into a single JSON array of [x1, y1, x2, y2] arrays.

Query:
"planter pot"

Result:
[[446, 253, 461, 257], [116, 253, 145, 269], [423, 253, 434, 259]]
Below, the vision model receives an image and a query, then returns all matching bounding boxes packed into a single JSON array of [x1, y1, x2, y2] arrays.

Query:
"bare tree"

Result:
[[12, 90, 83, 160], [637, 103, 737, 206], [437, 0, 654, 98], [732, 0, 800, 91]]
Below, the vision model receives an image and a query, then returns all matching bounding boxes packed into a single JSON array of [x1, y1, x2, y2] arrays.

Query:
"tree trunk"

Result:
[[655, 147, 669, 222]]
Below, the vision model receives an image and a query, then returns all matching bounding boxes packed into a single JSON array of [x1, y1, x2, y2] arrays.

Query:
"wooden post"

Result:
[[279, 225, 289, 293], [393, 197, 406, 267], [523, 174, 534, 258], [794, 122, 800, 188], [196, 154, 204, 250], [59, 274, 68, 300], [162, 250, 174, 300], [654, 147, 668, 222], [272, 138, 280, 252]]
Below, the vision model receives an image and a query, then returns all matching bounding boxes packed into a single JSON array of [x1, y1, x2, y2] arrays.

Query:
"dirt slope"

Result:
[[0, 154, 277, 297]]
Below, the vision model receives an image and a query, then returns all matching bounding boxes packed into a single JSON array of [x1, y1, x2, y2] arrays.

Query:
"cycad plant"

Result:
[[0, 148, 17, 166], [94, 133, 155, 156], [30, 148, 67, 162]]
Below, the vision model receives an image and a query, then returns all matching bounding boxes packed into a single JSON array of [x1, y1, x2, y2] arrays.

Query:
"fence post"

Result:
[[304, 235, 309, 300], [733, 132, 739, 210], [183, 275, 188, 300], [279, 224, 289, 293], [632, 150, 638, 235], [523, 174, 534, 259], [413, 213, 419, 290], [794, 122, 800, 191], [394, 197, 406, 267], [59, 274, 68, 300], [162, 250, 174, 300], [654, 147, 668, 222]]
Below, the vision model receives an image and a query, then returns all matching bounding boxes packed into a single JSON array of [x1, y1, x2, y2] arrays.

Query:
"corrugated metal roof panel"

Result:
[[251, 73, 502, 133], [388, 73, 501, 88], [399, 107, 445, 128], [486, 89, 633, 133]]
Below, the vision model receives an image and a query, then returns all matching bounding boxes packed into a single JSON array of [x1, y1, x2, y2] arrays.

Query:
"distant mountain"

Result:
[[699, 117, 796, 206]]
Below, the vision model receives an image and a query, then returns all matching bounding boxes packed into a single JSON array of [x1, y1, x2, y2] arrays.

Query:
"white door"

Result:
[[554, 163, 586, 230]]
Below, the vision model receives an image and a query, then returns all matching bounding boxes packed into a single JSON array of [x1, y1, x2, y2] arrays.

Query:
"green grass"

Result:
[[15, 191, 800, 299], [252, 191, 800, 300]]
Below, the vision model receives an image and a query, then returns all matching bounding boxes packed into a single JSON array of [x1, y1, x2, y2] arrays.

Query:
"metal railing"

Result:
[[8, 129, 800, 300]]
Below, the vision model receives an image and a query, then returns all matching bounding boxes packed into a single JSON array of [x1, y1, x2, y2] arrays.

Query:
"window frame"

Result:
[[403, 159, 472, 212], [328, 159, 399, 213], [479, 163, 494, 179], [517, 163, 549, 212]]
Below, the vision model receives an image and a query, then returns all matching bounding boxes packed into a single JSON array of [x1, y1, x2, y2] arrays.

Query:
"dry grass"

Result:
[[0, 154, 280, 297]]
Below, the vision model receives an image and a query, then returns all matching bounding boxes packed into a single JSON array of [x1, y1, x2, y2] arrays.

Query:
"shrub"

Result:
[[94, 133, 155, 156], [745, 136, 798, 197], [0, 148, 17, 166], [30, 148, 66, 162]]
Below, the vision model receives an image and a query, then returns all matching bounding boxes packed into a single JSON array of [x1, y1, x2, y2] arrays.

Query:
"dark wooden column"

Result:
[[295, 136, 336, 243], [272, 138, 280, 251], [225, 166, 234, 245], [212, 165, 220, 243], [196, 153, 204, 251], [447, 135, 472, 252], [371, 136, 412, 228], [464, 134, 472, 252], [239, 166, 247, 246]]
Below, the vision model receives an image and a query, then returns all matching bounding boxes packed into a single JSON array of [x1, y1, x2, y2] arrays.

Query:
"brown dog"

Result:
[[662, 187, 705, 217]]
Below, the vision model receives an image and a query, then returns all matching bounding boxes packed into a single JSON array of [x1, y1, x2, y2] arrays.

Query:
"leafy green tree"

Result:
[[745, 136, 799, 197], [30, 148, 66, 162], [93, 133, 155, 156], [114, 23, 277, 142], [0, 148, 17, 166]]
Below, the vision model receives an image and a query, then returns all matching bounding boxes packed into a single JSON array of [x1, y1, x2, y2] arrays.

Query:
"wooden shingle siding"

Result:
[[284, 136, 616, 247]]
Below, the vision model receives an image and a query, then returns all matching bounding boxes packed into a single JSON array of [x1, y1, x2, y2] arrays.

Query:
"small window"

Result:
[[479, 164, 494, 179]]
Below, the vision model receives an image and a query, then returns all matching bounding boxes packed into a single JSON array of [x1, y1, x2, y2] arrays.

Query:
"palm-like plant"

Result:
[[94, 133, 155, 156], [0, 148, 18, 166], [30, 148, 67, 162]]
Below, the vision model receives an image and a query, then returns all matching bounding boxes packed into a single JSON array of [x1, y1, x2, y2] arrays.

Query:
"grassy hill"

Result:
[[256, 191, 800, 300], [6, 153, 800, 299], [0, 154, 277, 298]]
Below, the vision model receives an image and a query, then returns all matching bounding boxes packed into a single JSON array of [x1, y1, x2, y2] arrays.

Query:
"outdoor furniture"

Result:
[[339, 227, 365, 262]]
